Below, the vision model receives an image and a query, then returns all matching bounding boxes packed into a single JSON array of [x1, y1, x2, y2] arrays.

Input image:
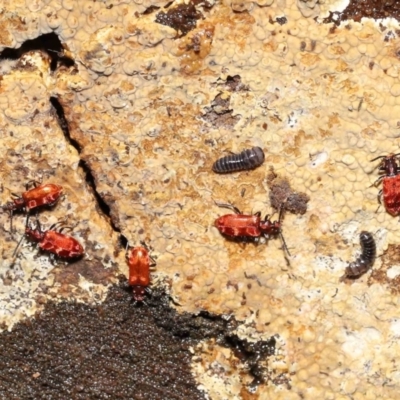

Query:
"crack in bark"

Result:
[[50, 97, 121, 234]]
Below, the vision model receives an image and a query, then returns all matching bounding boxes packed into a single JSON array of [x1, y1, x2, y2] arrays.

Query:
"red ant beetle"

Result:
[[14, 219, 84, 261], [2, 182, 63, 232], [214, 202, 290, 256], [127, 243, 156, 302], [371, 153, 400, 216]]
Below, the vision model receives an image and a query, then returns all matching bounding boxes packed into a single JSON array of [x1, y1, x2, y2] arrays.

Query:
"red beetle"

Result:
[[21, 220, 84, 260], [2, 182, 63, 232], [214, 202, 290, 255], [127, 244, 156, 302], [371, 153, 400, 216], [3, 182, 63, 212]]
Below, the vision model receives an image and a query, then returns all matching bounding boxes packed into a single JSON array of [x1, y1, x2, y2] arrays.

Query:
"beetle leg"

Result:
[[149, 255, 157, 267], [377, 189, 383, 205], [279, 231, 291, 257], [9, 209, 14, 236], [140, 240, 153, 252], [48, 253, 59, 266], [371, 176, 384, 187], [25, 213, 34, 230], [34, 212, 40, 228], [46, 199, 59, 208], [25, 179, 41, 190], [238, 238, 250, 247], [214, 201, 241, 214], [278, 202, 287, 223], [12, 232, 26, 258], [59, 226, 73, 234], [370, 155, 386, 162]]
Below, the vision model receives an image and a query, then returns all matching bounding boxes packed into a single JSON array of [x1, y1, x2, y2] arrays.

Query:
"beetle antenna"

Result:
[[12, 232, 26, 259], [279, 231, 291, 257], [277, 202, 291, 257], [278, 202, 286, 223], [12, 213, 33, 260], [140, 240, 151, 251], [36, 217, 42, 232], [370, 155, 387, 162], [371, 153, 400, 163], [214, 201, 241, 214], [10, 209, 14, 237], [24, 212, 31, 229]]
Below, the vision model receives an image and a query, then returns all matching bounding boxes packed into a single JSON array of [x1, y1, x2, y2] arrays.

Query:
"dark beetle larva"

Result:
[[343, 231, 376, 279], [212, 147, 265, 173]]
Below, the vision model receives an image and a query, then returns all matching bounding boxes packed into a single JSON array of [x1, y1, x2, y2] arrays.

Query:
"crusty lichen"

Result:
[[1, 0, 400, 398]]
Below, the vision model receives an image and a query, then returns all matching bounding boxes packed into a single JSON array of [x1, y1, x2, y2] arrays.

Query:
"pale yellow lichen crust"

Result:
[[1, 0, 400, 398]]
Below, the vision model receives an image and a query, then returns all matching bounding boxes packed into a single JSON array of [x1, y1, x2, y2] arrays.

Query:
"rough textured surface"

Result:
[[0, 280, 207, 400], [1, 0, 400, 398]]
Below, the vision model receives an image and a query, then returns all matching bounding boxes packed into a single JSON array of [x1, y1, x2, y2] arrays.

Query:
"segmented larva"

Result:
[[212, 147, 265, 173], [344, 231, 376, 279]]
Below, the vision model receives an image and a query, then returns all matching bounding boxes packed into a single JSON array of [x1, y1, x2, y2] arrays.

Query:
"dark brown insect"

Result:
[[342, 231, 376, 279], [212, 147, 265, 173]]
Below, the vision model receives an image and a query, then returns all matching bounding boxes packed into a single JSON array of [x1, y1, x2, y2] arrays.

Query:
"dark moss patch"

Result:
[[202, 93, 240, 129], [155, 3, 203, 37], [0, 281, 208, 400], [368, 243, 400, 293], [324, 0, 400, 25], [212, 75, 250, 92], [227, 335, 280, 388], [267, 171, 309, 215], [0, 277, 281, 398]]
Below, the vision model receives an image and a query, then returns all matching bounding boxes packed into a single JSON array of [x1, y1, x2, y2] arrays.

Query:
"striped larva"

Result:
[[212, 147, 265, 173], [343, 231, 376, 279]]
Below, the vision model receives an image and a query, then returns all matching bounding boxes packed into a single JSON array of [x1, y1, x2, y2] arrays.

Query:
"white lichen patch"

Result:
[[2, 0, 400, 398]]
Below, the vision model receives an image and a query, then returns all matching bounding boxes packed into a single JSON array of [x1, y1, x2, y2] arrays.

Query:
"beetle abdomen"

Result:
[[212, 147, 265, 173]]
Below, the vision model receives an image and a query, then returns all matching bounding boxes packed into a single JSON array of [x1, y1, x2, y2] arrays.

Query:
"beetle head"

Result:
[[25, 220, 44, 243], [371, 153, 400, 176], [259, 220, 281, 236], [2, 197, 24, 212], [132, 286, 146, 302]]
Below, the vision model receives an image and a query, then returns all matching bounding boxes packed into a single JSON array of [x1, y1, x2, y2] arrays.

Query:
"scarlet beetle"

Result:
[[371, 153, 400, 216], [2, 182, 63, 232], [214, 202, 290, 255], [127, 244, 156, 302], [14, 219, 84, 261]]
